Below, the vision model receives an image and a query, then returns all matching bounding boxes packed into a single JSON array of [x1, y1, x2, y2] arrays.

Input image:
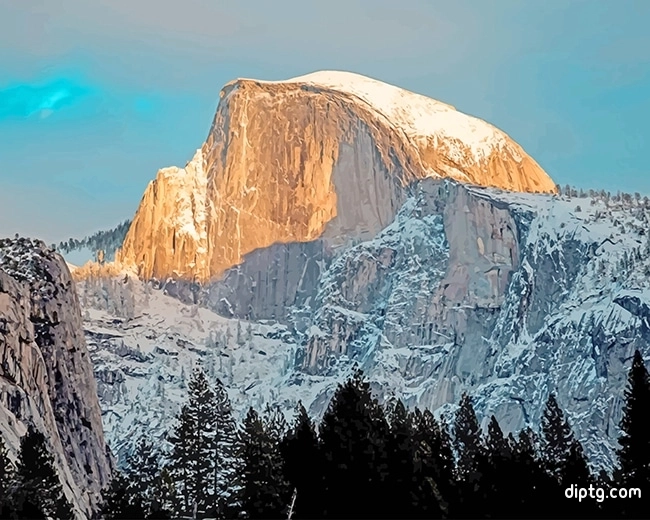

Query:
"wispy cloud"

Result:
[[0, 79, 92, 120]]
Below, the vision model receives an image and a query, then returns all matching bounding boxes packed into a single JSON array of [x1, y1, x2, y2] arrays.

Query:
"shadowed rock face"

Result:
[[116, 71, 556, 283], [301, 180, 524, 377], [0, 238, 113, 518]]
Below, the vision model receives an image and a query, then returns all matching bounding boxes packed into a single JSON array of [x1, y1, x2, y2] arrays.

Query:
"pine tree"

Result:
[[245, 323, 254, 346], [0, 436, 15, 518], [318, 369, 390, 519], [236, 321, 245, 348], [384, 399, 418, 518], [12, 425, 74, 520], [615, 350, 650, 517], [280, 402, 322, 519], [151, 467, 176, 518], [617, 350, 650, 486], [125, 436, 169, 517], [510, 428, 553, 518], [540, 393, 589, 487], [483, 415, 513, 518], [410, 408, 452, 518], [454, 393, 485, 481], [238, 407, 290, 519], [100, 471, 147, 520], [211, 378, 241, 518], [166, 368, 219, 518], [167, 402, 194, 514], [452, 393, 487, 518]]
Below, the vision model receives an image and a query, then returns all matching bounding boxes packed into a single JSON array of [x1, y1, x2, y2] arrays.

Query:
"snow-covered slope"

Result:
[[270, 70, 510, 162], [80, 277, 336, 463], [81, 181, 650, 472]]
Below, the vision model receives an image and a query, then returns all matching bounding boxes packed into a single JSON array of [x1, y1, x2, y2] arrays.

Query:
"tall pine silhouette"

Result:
[[12, 425, 74, 520], [100, 470, 147, 520], [167, 368, 222, 517], [616, 349, 650, 517], [410, 408, 454, 517], [540, 393, 590, 488], [125, 436, 171, 518], [212, 377, 241, 518], [280, 401, 322, 519], [384, 399, 418, 518], [0, 435, 15, 518], [453, 393, 487, 518], [483, 415, 514, 519], [318, 369, 390, 519], [237, 407, 290, 519]]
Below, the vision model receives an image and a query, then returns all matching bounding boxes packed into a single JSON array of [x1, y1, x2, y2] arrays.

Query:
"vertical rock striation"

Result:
[[0, 237, 113, 518], [116, 71, 556, 283]]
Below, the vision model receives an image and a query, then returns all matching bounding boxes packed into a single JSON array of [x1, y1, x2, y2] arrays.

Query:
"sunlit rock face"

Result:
[[0, 238, 113, 519], [116, 71, 556, 282]]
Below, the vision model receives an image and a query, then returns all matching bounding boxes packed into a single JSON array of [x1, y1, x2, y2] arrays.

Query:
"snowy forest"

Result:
[[55, 220, 131, 262], [2, 351, 649, 520]]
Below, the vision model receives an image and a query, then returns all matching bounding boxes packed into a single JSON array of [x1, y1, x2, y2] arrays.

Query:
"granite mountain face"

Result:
[[67, 72, 649, 472], [0, 238, 114, 518], [115, 71, 556, 283]]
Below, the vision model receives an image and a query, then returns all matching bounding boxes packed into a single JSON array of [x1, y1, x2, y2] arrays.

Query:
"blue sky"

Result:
[[0, 0, 649, 243]]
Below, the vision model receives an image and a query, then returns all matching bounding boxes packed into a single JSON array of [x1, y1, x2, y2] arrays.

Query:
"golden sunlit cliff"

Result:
[[115, 71, 557, 282]]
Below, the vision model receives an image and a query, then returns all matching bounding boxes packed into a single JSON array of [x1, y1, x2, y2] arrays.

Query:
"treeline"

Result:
[[55, 220, 131, 260], [1, 351, 647, 519], [0, 425, 75, 519], [99, 350, 650, 520]]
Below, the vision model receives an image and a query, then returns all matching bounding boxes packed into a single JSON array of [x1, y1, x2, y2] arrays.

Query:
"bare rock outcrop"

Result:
[[116, 71, 556, 282], [0, 237, 113, 518]]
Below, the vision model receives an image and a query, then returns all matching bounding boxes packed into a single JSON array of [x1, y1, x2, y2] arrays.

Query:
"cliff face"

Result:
[[116, 71, 556, 282], [85, 180, 650, 473], [0, 238, 113, 518]]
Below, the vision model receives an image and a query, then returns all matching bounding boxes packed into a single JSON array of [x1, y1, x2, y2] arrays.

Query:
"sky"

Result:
[[0, 0, 649, 244]]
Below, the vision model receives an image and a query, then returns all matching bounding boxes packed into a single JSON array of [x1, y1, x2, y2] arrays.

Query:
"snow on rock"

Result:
[[274, 70, 509, 161], [86, 182, 650, 473], [114, 70, 555, 284], [0, 237, 113, 519]]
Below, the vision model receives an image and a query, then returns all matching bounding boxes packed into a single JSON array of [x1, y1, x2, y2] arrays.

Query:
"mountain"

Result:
[[79, 181, 650, 472], [68, 71, 648, 473], [115, 71, 556, 282], [0, 238, 114, 518]]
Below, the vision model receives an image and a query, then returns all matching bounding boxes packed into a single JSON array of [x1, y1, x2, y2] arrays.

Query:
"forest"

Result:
[[1, 350, 649, 520]]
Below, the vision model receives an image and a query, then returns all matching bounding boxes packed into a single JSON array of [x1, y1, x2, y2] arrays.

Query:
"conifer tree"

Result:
[[151, 467, 176, 518], [238, 407, 290, 519], [12, 425, 74, 520], [615, 350, 650, 517], [280, 401, 322, 519], [453, 393, 485, 481], [452, 393, 487, 518], [384, 399, 417, 518], [100, 470, 147, 520], [409, 408, 452, 518], [483, 415, 513, 518], [211, 378, 241, 518], [0, 436, 15, 518], [540, 393, 589, 486], [508, 428, 551, 518], [167, 368, 219, 518], [167, 403, 195, 515], [318, 369, 390, 519], [617, 350, 650, 486], [125, 436, 170, 518]]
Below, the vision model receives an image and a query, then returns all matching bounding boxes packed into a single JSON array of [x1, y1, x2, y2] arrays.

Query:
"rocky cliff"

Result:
[[83, 180, 650, 472], [116, 71, 556, 282], [0, 237, 113, 518]]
